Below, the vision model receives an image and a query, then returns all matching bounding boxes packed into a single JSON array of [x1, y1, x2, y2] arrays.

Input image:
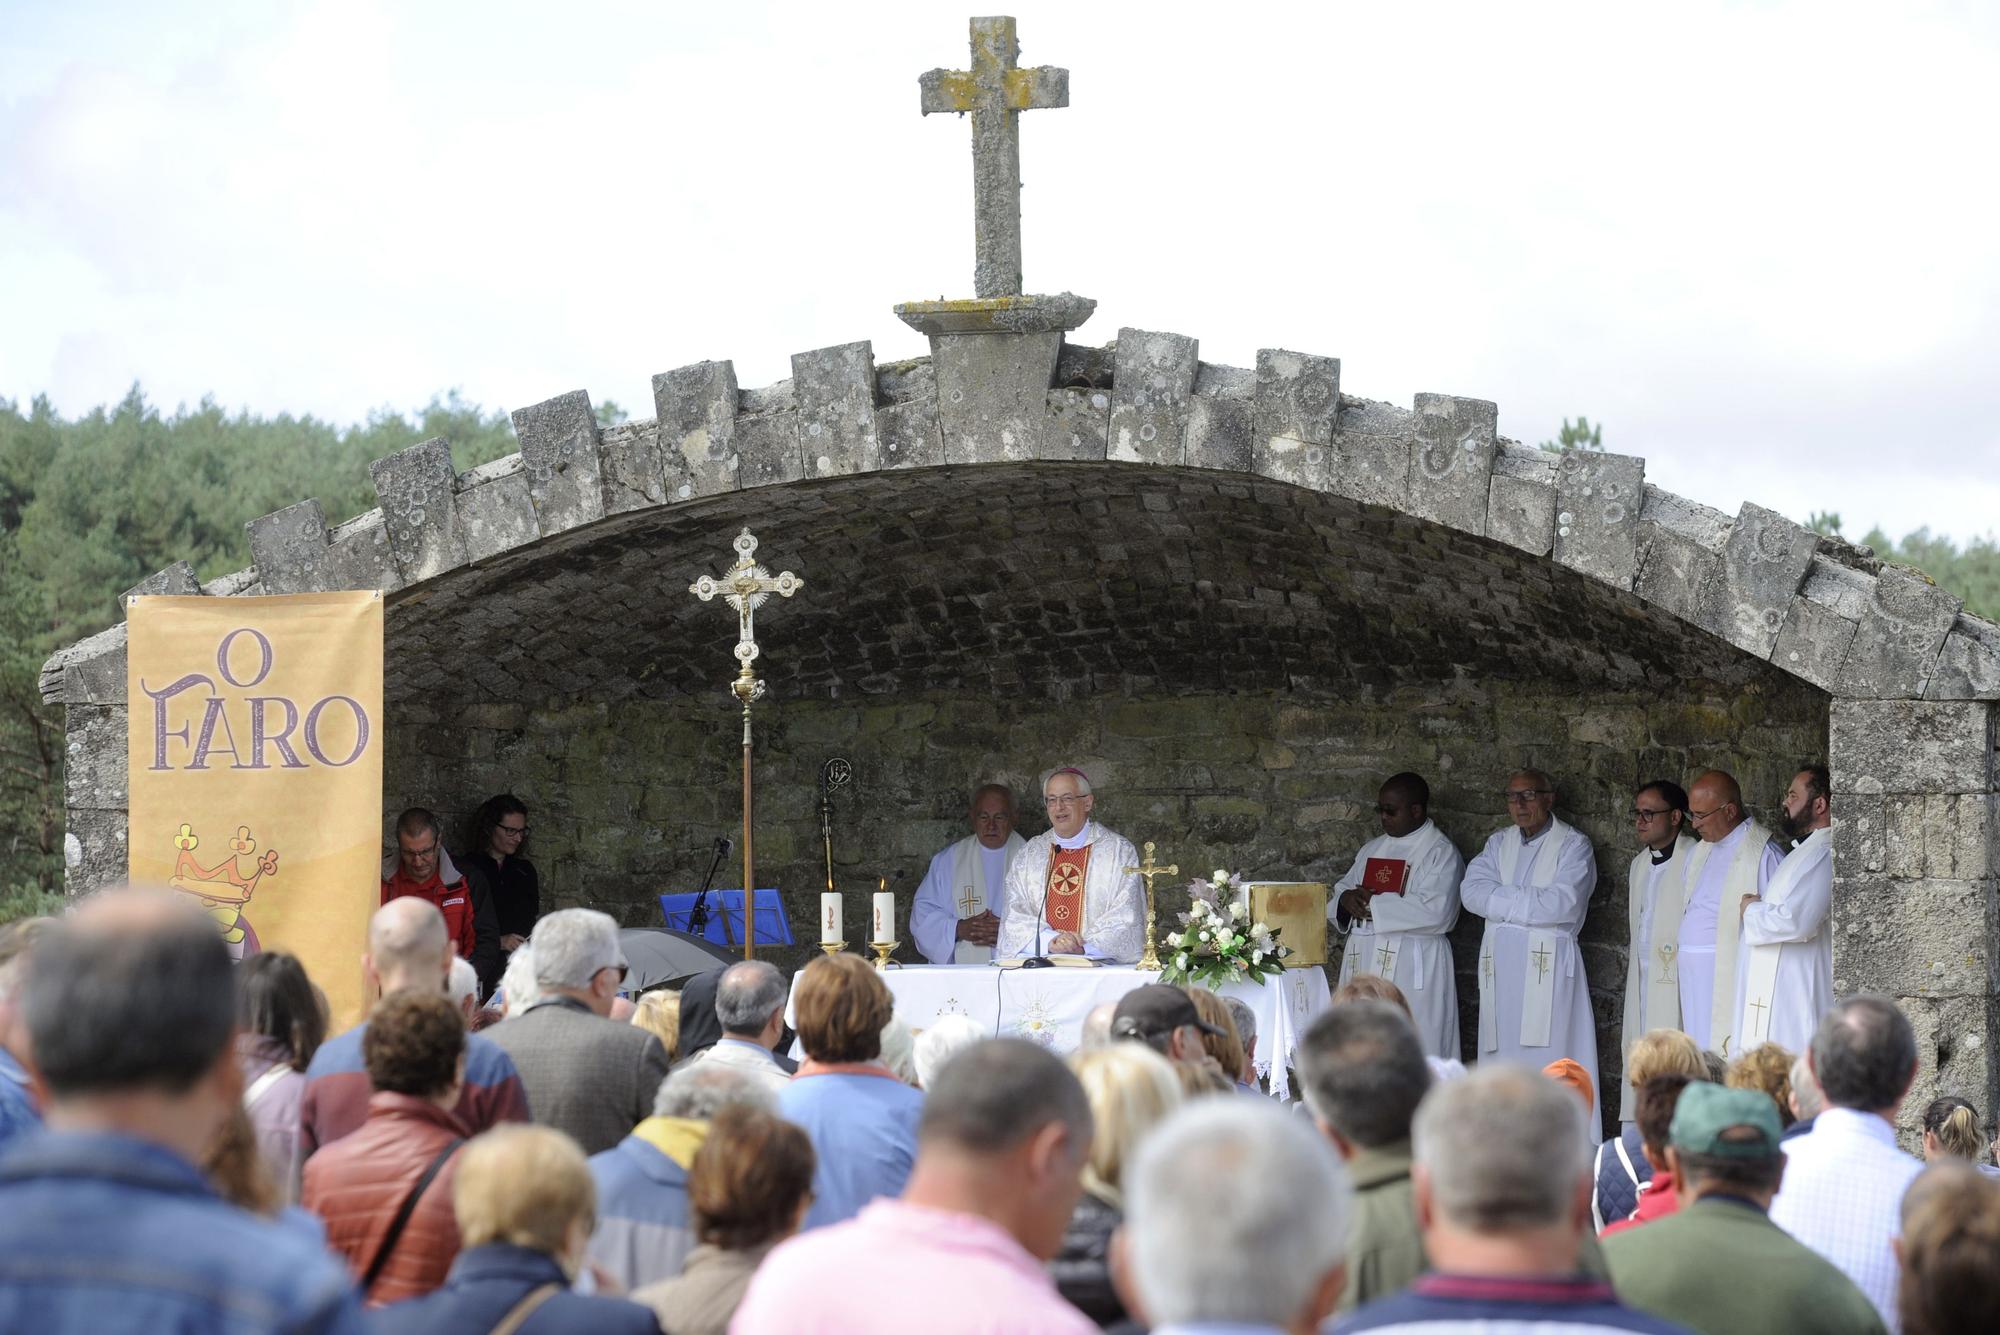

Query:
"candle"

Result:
[[872, 889, 895, 943], [821, 893, 842, 945]]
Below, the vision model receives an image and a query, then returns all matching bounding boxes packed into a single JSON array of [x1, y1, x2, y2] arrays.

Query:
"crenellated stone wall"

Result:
[[39, 319, 1999, 1140]]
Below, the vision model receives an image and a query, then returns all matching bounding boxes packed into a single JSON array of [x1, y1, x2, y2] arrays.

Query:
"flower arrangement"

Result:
[[1158, 869, 1291, 988]]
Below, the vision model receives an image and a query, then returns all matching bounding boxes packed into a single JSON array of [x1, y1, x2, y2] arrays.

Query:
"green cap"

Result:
[[1669, 1081, 1783, 1158]]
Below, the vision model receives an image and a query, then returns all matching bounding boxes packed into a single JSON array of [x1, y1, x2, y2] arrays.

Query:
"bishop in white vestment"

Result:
[[909, 785, 1026, 965], [995, 767, 1144, 963], [1461, 770, 1600, 1102], [1618, 779, 1697, 1123], [1678, 770, 1782, 1056], [1331, 773, 1464, 1060], [1735, 765, 1836, 1055]]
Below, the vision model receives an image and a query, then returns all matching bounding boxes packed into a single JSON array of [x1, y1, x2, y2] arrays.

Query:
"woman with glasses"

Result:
[[463, 794, 541, 961]]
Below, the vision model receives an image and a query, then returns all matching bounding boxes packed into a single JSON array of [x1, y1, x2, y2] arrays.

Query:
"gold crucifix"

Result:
[[1126, 840, 1179, 972], [1531, 943, 1553, 983], [689, 528, 804, 959]]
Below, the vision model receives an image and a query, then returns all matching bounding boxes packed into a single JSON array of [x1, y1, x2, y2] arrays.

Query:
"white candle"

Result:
[[821, 893, 842, 945], [872, 890, 895, 943]]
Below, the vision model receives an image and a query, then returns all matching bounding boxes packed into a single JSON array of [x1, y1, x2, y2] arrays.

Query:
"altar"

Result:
[[787, 963, 1332, 1100]]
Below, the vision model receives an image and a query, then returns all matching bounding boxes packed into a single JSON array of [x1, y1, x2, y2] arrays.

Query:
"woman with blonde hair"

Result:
[[373, 1124, 661, 1334], [1187, 986, 1247, 1084], [1593, 1027, 1705, 1230], [1921, 1096, 1986, 1164], [630, 990, 682, 1065], [1050, 1042, 1185, 1327], [1725, 1042, 1797, 1130]]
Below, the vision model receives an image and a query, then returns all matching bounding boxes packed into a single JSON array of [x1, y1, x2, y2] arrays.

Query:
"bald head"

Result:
[[1688, 770, 1745, 842], [367, 897, 452, 995]]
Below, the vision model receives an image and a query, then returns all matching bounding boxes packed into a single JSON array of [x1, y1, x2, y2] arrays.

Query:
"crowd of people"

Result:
[[1, 763, 1999, 1334]]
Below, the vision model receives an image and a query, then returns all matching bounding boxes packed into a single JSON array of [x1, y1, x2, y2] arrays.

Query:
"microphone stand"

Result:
[[1022, 856, 1055, 969], [688, 837, 729, 938]]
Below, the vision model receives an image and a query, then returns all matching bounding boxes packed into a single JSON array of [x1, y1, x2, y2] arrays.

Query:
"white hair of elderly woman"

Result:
[[1125, 1097, 1351, 1328], [447, 956, 479, 1010], [879, 1014, 917, 1084], [497, 944, 540, 1015], [913, 1014, 987, 1088], [530, 908, 623, 991]]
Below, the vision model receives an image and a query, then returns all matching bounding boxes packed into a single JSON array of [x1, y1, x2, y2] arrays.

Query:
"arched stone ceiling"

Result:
[[380, 463, 1801, 712]]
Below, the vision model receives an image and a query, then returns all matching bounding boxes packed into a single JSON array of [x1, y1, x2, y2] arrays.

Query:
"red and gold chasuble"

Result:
[[1044, 844, 1092, 932]]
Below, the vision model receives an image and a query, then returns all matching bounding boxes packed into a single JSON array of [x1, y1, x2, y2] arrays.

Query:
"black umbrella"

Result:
[[618, 927, 736, 994]]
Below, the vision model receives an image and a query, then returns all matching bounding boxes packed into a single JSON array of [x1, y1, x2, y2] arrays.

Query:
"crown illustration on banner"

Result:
[[168, 823, 280, 907]]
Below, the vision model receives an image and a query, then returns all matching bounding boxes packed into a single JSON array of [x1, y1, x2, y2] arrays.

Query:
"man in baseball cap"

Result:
[[1110, 984, 1224, 1064], [1602, 1082, 1884, 1334]]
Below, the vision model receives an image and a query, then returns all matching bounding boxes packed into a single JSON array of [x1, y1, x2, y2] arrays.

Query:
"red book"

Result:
[[1362, 857, 1410, 895]]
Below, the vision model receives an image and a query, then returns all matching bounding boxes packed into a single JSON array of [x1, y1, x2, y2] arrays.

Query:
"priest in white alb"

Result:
[[1330, 772, 1463, 1059], [995, 767, 1144, 963], [1734, 762, 1835, 1055], [1461, 768, 1601, 1103], [1618, 778, 1696, 1124], [909, 784, 1026, 965], [1677, 769, 1782, 1057]]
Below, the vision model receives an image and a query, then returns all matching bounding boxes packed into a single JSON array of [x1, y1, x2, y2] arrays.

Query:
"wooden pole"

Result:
[[741, 698, 755, 960]]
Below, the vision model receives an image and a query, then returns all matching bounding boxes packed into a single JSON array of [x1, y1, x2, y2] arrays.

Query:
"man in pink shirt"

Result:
[[730, 1037, 1096, 1335]]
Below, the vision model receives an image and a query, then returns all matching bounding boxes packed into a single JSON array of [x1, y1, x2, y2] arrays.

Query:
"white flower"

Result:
[[1176, 952, 1189, 969], [1229, 902, 1246, 920], [1198, 929, 1211, 942], [1212, 869, 1229, 884], [1251, 921, 1269, 937], [1166, 932, 1182, 947], [1252, 949, 1266, 965]]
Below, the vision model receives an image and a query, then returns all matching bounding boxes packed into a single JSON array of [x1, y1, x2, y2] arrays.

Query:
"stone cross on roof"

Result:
[[919, 16, 1068, 299]]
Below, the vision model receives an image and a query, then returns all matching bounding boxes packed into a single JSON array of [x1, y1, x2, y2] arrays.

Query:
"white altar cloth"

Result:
[[785, 963, 1332, 1100]]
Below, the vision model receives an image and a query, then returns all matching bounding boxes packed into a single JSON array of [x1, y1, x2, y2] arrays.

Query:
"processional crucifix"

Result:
[[1126, 841, 1179, 973], [689, 529, 804, 959]]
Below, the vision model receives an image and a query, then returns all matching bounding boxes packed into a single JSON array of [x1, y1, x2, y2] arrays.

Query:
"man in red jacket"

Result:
[[382, 809, 493, 985]]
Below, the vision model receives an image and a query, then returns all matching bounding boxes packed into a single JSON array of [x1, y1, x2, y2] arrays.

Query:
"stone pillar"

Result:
[[1828, 699, 1998, 1137]]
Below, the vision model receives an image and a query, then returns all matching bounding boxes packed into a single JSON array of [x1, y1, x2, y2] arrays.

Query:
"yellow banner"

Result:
[[128, 593, 383, 1030]]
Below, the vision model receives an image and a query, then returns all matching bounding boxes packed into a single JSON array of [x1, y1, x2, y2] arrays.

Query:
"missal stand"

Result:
[[660, 890, 795, 950]]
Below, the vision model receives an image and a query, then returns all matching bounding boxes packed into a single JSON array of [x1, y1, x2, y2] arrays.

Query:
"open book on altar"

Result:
[[1362, 858, 1410, 895], [991, 954, 1100, 969]]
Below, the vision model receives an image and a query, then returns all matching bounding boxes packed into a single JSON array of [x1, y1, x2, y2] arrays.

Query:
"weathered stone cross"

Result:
[[919, 16, 1068, 299]]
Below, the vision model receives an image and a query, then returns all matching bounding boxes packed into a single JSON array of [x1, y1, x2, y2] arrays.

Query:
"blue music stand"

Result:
[[659, 890, 794, 948]]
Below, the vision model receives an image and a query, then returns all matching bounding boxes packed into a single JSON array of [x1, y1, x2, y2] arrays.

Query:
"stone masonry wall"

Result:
[[388, 672, 1828, 1115]]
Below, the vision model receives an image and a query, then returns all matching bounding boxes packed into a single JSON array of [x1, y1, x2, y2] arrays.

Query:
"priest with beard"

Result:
[[994, 767, 1143, 964], [1733, 763, 1835, 1055], [1329, 772, 1464, 1060]]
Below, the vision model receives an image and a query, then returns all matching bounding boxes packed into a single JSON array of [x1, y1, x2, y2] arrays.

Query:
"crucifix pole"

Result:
[[689, 529, 804, 960], [1126, 841, 1179, 974]]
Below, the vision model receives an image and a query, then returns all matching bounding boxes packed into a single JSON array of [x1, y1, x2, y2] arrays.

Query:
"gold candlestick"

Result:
[[820, 941, 848, 957], [1126, 841, 1179, 973], [869, 940, 900, 971]]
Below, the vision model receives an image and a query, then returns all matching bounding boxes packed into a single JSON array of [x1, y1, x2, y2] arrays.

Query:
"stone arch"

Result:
[[42, 323, 2000, 1122]]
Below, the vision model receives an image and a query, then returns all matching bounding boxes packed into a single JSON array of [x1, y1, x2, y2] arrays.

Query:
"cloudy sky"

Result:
[[4, 0, 1996, 542]]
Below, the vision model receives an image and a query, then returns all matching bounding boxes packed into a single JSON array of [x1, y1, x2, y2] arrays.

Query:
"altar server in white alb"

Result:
[[1329, 772, 1463, 1059], [1618, 778, 1697, 1124], [1677, 769, 1782, 1056], [909, 784, 1027, 965], [1461, 769, 1600, 1099], [995, 767, 1144, 963], [1734, 763, 1836, 1055]]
